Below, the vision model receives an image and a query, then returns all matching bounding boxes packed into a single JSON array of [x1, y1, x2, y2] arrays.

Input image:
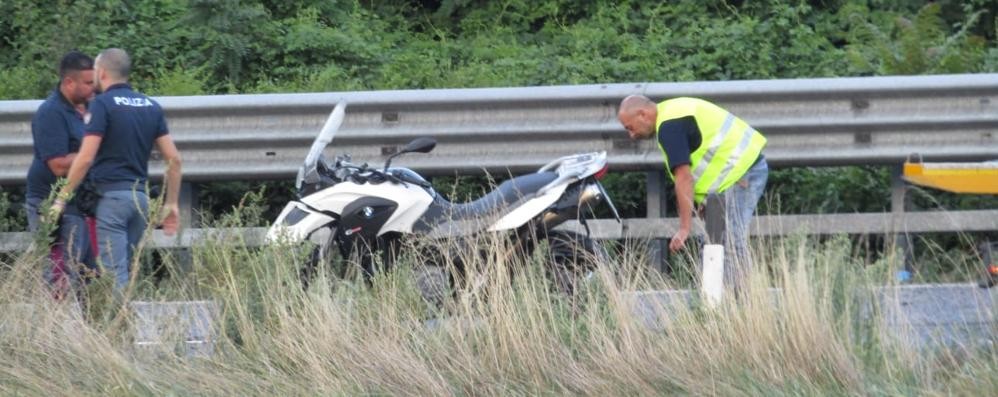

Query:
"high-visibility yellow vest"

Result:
[[655, 97, 766, 204]]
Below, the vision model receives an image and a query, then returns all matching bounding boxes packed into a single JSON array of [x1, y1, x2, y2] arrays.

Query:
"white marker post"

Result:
[[701, 244, 725, 308]]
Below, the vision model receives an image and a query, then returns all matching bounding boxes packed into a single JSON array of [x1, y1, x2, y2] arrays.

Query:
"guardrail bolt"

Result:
[[381, 112, 400, 123], [851, 98, 870, 111]]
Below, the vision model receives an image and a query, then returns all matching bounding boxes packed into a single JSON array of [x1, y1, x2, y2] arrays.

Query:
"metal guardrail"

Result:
[[3, 208, 997, 252], [1, 74, 995, 254], [2, 74, 996, 183]]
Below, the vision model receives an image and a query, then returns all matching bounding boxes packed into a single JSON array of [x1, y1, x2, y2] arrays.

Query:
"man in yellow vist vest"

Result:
[[618, 95, 768, 292]]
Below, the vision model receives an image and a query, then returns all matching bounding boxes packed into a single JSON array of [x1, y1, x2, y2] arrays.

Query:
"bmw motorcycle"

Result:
[[266, 102, 620, 295]]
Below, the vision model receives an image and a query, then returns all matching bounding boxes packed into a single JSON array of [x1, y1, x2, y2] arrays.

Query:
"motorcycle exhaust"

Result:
[[541, 183, 603, 230]]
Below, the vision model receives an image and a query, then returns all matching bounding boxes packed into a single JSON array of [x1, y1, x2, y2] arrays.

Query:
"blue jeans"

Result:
[[95, 190, 149, 293], [721, 157, 768, 294], [25, 196, 97, 290]]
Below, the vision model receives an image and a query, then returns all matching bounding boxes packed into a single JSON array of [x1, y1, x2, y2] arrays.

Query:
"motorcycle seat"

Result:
[[416, 171, 558, 230]]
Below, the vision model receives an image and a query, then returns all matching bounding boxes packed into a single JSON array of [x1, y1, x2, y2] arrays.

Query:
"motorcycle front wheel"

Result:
[[299, 228, 343, 289]]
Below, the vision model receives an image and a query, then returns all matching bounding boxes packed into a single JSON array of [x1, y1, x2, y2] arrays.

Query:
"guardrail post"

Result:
[[175, 182, 197, 271], [646, 171, 669, 273], [891, 166, 915, 281], [178, 182, 197, 230], [702, 193, 726, 303], [704, 193, 725, 245]]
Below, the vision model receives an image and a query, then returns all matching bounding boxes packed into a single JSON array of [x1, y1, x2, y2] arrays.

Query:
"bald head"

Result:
[[619, 95, 656, 116], [618, 95, 658, 140], [94, 48, 130, 92]]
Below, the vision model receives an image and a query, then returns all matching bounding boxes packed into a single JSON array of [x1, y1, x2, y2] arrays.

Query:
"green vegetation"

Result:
[[2, 1, 995, 97], [0, 1, 995, 274], [1, 203, 997, 395], [1, 3, 996, 392]]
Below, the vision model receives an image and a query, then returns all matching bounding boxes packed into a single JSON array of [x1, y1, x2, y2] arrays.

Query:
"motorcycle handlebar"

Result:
[[323, 159, 427, 188]]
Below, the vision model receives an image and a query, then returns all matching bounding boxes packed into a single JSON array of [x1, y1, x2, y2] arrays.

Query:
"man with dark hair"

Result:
[[52, 48, 182, 294], [26, 50, 98, 294]]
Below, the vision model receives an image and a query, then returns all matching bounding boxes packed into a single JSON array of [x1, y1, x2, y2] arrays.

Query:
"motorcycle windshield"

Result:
[[303, 102, 347, 173]]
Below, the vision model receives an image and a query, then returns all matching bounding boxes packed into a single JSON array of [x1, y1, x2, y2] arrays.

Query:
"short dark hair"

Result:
[[58, 51, 94, 80]]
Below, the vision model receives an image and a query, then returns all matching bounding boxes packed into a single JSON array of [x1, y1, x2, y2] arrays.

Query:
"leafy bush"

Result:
[[145, 68, 209, 97], [0, 188, 26, 233], [0, 66, 49, 100], [844, 2, 992, 75]]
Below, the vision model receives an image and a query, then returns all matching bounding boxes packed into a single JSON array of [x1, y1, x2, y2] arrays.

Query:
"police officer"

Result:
[[51, 48, 182, 294], [618, 94, 768, 293], [26, 51, 98, 292]]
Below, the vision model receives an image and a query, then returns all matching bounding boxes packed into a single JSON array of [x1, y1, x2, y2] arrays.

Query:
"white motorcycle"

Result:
[[266, 102, 620, 294]]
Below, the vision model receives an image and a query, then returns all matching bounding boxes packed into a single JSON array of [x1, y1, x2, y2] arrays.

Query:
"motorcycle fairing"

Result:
[[267, 201, 336, 244], [302, 180, 434, 235], [338, 196, 399, 240]]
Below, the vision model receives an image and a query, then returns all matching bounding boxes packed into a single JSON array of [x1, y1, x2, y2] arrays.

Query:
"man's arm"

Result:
[[155, 134, 182, 235], [656, 118, 698, 253], [32, 106, 76, 177], [50, 135, 101, 217], [45, 153, 77, 177], [670, 164, 695, 253]]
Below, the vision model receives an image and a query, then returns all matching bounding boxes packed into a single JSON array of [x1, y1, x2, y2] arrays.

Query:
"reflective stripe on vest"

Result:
[[655, 97, 767, 203]]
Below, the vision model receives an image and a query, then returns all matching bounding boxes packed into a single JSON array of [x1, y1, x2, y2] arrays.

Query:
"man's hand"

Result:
[[669, 227, 690, 253], [44, 199, 67, 224], [160, 203, 180, 236]]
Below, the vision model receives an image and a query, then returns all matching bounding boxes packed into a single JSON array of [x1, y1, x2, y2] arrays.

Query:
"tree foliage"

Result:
[[0, 0, 994, 222], [2, 0, 994, 98], [844, 2, 992, 74]]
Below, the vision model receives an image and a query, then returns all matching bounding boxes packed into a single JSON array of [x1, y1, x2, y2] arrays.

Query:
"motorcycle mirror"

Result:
[[403, 137, 436, 154], [384, 137, 437, 172]]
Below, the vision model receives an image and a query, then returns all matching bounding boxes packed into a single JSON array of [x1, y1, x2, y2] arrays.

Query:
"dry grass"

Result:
[[1, 225, 996, 396]]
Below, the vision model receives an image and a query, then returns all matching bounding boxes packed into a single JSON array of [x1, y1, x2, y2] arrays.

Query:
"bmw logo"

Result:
[[362, 206, 375, 218]]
